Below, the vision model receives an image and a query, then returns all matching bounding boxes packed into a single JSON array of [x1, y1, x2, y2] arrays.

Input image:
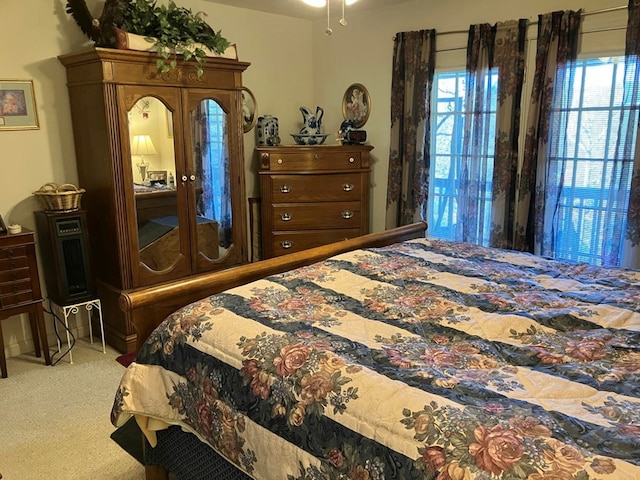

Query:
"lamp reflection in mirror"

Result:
[[131, 134, 157, 182]]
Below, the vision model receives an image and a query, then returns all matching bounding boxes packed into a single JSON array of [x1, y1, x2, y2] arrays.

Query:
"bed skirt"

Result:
[[145, 425, 252, 480]]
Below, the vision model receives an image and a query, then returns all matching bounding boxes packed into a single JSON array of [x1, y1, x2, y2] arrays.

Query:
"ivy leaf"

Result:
[[118, 0, 231, 78]]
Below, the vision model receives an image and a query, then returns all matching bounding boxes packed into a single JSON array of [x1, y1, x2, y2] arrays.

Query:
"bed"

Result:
[[111, 222, 640, 480]]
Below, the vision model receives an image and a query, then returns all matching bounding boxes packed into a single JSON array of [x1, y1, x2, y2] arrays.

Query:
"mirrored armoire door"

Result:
[[183, 88, 247, 273], [119, 85, 191, 286]]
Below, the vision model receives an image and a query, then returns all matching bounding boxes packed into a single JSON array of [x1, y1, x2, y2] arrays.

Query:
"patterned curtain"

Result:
[[457, 20, 526, 247], [191, 102, 232, 248], [514, 10, 582, 254], [603, 0, 640, 268], [385, 30, 436, 229]]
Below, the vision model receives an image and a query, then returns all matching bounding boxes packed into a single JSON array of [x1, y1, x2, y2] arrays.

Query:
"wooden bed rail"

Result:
[[120, 222, 427, 351]]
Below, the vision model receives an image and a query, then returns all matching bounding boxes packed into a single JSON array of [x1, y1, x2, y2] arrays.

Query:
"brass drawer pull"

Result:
[[342, 183, 354, 192], [280, 240, 293, 249], [341, 210, 354, 219], [280, 184, 291, 193], [280, 213, 292, 221]]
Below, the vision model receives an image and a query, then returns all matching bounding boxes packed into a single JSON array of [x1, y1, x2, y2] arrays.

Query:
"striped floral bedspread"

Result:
[[111, 238, 640, 479]]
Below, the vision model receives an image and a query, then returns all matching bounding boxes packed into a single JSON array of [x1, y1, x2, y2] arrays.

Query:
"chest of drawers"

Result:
[[258, 145, 373, 258], [0, 229, 51, 377]]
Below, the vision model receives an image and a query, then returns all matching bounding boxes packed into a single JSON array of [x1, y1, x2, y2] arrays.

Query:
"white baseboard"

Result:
[[3, 322, 92, 358]]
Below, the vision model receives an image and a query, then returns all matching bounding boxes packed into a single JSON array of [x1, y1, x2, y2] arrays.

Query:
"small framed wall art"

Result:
[[0, 80, 39, 131], [241, 87, 258, 133], [342, 83, 370, 129]]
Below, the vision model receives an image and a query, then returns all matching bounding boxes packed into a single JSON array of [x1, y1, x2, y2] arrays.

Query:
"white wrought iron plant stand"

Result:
[[52, 298, 106, 364]]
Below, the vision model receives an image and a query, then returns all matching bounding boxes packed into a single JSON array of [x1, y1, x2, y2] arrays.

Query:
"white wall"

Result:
[[0, 0, 629, 358]]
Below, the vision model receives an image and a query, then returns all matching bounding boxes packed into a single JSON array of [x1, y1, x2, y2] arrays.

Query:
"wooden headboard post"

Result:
[[120, 222, 427, 351]]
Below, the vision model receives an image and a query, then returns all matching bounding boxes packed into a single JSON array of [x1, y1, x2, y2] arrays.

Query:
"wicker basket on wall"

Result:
[[33, 183, 85, 213]]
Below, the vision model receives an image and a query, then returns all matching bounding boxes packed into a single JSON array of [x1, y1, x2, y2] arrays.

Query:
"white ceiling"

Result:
[[204, 0, 413, 20]]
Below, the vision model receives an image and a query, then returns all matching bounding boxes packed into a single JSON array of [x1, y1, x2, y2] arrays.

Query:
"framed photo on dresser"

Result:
[[148, 170, 167, 185], [0, 215, 6, 233]]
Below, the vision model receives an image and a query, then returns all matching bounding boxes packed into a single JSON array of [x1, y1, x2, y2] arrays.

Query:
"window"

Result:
[[548, 56, 635, 265], [428, 70, 498, 245], [428, 58, 636, 267], [428, 71, 465, 240]]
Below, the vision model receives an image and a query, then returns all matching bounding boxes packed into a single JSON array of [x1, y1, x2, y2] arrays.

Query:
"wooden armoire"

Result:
[[59, 48, 250, 352]]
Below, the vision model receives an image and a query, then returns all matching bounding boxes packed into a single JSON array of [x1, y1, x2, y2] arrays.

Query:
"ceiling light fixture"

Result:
[[325, 1, 333, 35], [301, 0, 358, 6], [339, 0, 348, 26], [300, 0, 359, 36]]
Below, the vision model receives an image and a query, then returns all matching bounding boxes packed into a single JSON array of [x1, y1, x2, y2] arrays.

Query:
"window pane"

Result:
[[429, 71, 466, 240], [549, 56, 635, 266], [428, 70, 496, 245]]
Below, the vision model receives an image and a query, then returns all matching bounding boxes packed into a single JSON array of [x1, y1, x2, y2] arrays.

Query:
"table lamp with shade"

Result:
[[131, 134, 157, 182]]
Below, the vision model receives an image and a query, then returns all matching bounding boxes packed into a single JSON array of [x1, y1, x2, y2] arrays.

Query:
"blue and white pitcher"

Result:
[[299, 106, 324, 135]]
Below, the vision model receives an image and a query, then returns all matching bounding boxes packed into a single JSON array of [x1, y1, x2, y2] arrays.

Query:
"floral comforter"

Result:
[[111, 238, 640, 480]]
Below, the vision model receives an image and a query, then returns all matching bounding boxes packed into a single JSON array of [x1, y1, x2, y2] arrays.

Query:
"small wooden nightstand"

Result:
[[0, 229, 51, 377]]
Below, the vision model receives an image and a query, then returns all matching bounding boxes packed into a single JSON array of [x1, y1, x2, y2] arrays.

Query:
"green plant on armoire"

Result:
[[65, 0, 230, 76]]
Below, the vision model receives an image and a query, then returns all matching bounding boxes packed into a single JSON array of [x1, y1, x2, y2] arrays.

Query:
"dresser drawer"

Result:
[[272, 202, 361, 230], [262, 149, 365, 171], [0, 246, 27, 260], [0, 278, 32, 296], [0, 259, 31, 282], [270, 229, 362, 257], [269, 173, 363, 203], [0, 290, 35, 308]]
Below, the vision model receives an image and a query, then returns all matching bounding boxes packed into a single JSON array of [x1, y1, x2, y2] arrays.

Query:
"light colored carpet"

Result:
[[0, 338, 145, 479]]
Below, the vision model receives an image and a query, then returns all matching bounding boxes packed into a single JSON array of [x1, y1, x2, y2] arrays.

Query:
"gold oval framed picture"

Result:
[[342, 83, 370, 128], [241, 86, 257, 133]]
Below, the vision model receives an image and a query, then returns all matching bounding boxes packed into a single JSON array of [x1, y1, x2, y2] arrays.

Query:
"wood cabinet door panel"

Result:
[[182, 88, 247, 273], [119, 85, 195, 287]]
